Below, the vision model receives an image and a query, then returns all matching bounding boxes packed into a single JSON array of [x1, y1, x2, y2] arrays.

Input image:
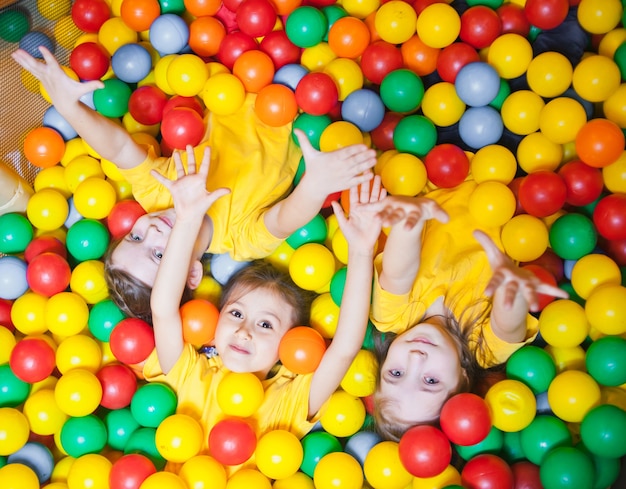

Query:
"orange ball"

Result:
[[255, 84, 298, 127], [180, 298, 219, 346], [189, 16, 226, 58], [23, 127, 65, 168], [278, 326, 327, 374], [328, 16, 371, 59], [401, 34, 440, 76], [184, 0, 221, 17], [271, 0, 302, 16], [575, 118, 626, 168], [232, 50, 275, 93], [120, 0, 160, 32]]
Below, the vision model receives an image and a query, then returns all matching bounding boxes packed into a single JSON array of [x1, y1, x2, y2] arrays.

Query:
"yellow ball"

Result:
[[256, 430, 303, 480], [470, 144, 517, 184], [603, 83, 626, 129], [0, 327, 16, 364], [320, 390, 366, 438], [55, 334, 101, 374], [98, 17, 138, 55], [110, 178, 134, 201], [421, 82, 466, 127], [273, 472, 315, 489], [155, 414, 203, 463], [45, 291, 90, 337], [64, 155, 105, 192], [571, 253, 621, 299], [0, 407, 30, 456], [50, 454, 75, 483], [67, 454, 112, 489], [364, 440, 412, 489], [179, 455, 227, 489], [23, 388, 68, 436], [572, 54, 621, 103], [501, 214, 549, 262], [340, 349, 378, 398], [202, 73, 246, 116], [501, 90, 545, 135], [323, 58, 364, 101], [516, 132, 563, 173], [320, 121, 364, 151], [54, 368, 103, 416], [266, 240, 295, 273], [577, 0, 623, 35], [310, 293, 340, 339], [0, 463, 39, 489], [300, 42, 337, 72], [538, 299, 590, 348], [487, 33, 533, 79], [167, 54, 209, 97], [526, 51, 573, 98], [154, 54, 178, 95], [27, 188, 69, 232], [544, 345, 587, 373], [484, 379, 536, 432], [216, 371, 264, 417], [38, 0, 71, 20], [468, 181, 516, 227], [381, 152, 427, 197], [412, 464, 461, 489], [60, 138, 88, 166], [54, 16, 84, 50], [226, 469, 272, 489], [331, 227, 349, 265], [11, 292, 49, 335], [73, 177, 117, 220], [416, 3, 460, 49], [289, 243, 336, 291], [539, 97, 588, 144], [585, 284, 626, 335], [375, 0, 417, 45], [313, 452, 364, 489], [70, 260, 109, 304], [547, 370, 601, 423], [34, 165, 71, 198], [602, 150, 626, 193]]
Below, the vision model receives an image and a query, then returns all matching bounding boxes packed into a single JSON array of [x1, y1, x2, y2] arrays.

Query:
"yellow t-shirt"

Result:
[[371, 180, 538, 368], [143, 344, 323, 474], [119, 94, 302, 261]]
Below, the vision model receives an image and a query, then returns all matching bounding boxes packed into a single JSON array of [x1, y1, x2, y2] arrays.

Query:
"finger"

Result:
[[536, 283, 570, 299], [502, 281, 520, 309], [172, 150, 186, 179], [150, 169, 172, 188], [370, 175, 382, 202], [207, 188, 231, 205], [473, 230, 504, 266], [186, 145, 195, 174], [198, 146, 211, 178], [350, 184, 360, 207], [358, 179, 369, 204], [293, 129, 317, 159], [331, 201, 349, 230]]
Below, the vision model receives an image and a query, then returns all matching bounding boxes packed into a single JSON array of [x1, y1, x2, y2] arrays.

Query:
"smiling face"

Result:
[[214, 286, 296, 379], [378, 319, 466, 424]]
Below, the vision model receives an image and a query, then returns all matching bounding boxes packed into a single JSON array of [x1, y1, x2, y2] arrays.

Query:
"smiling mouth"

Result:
[[409, 338, 435, 346], [159, 216, 173, 228], [229, 344, 250, 355]]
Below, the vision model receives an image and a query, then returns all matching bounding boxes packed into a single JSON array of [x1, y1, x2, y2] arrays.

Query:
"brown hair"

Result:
[[219, 260, 315, 328], [103, 239, 193, 325]]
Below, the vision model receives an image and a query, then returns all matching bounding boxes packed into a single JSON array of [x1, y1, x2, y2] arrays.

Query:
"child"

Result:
[[145, 144, 385, 472], [11, 47, 378, 323], [364, 180, 569, 441]]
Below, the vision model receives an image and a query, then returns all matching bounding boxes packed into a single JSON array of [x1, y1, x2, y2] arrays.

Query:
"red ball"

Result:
[[208, 419, 257, 466], [161, 107, 206, 150], [236, 0, 277, 38], [26, 252, 71, 297], [217, 31, 259, 71], [557, 160, 604, 208], [0, 300, 14, 332], [69, 42, 111, 81], [459, 6, 502, 50], [593, 194, 626, 241], [398, 425, 452, 478], [424, 143, 470, 189], [294, 72, 339, 116], [71, 0, 111, 33], [128, 86, 168, 125], [97, 363, 138, 409], [524, 0, 569, 30], [109, 453, 157, 489], [260, 30, 301, 70], [520, 264, 558, 311], [371, 111, 402, 151], [360, 41, 404, 85], [511, 461, 542, 489], [106, 200, 147, 240], [278, 326, 327, 374], [436, 41, 481, 84], [496, 3, 530, 36], [24, 236, 67, 263], [603, 237, 626, 266], [518, 171, 567, 218], [9, 337, 56, 383], [162, 95, 205, 118], [507, 176, 526, 217], [109, 318, 155, 365], [521, 247, 564, 282], [461, 454, 514, 489], [440, 393, 492, 447]]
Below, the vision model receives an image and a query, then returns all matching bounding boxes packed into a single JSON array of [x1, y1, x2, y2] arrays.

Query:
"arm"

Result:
[[149, 146, 230, 373], [263, 129, 377, 239], [11, 46, 147, 169], [473, 230, 569, 343], [308, 176, 385, 417]]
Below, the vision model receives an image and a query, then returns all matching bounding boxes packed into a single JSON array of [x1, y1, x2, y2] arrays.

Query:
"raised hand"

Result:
[[474, 230, 569, 312], [150, 145, 230, 221], [368, 195, 450, 231], [294, 128, 377, 196]]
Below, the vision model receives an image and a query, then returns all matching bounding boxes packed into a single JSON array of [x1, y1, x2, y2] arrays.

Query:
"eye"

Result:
[[129, 233, 142, 241], [153, 249, 163, 260], [229, 309, 243, 319], [424, 376, 439, 385], [388, 369, 403, 378], [258, 320, 273, 329]]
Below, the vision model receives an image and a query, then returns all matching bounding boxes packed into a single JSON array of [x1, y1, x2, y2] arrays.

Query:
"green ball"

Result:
[[130, 383, 177, 428], [294, 156, 306, 186], [501, 430, 525, 464], [329, 266, 347, 306], [614, 42, 626, 81], [577, 443, 621, 489], [293, 113, 332, 149], [105, 407, 140, 451], [60, 414, 107, 457], [539, 446, 595, 489], [88, 299, 126, 342], [321, 5, 347, 42], [548, 213, 597, 260], [300, 431, 342, 477], [0, 364, 31, 408], [285, 6, 328, 48], [585, 336, 626, 387], [393, 114, 437, 157], [489, 78, 511, 111], [93, 78, 132, 118], [158, 0, 185, 14], [380, 69, 424, 113], [0, 10, 29, 42], [455, 426, 504, 461], [506, 346, 556, 395], [124, 426, 166, 470], [0, 213, 33, 254], [66, 219, 110, 262], [520, 415, 572, 466], [580, 404, 626, 459], [286, 213, 328, 249]]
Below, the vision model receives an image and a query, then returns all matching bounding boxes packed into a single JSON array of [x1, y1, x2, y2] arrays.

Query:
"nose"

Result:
[[234, 323, 252, 341]]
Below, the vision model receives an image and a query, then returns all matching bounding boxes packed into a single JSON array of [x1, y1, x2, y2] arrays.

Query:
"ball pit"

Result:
[[2, 0, 626, 487]]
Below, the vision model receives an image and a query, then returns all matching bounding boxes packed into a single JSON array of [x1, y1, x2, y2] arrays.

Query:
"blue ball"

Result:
[[18, 31, 54, 58], [111, 43, 153, 84], [0, 256, 28, 300], [455, 61, 501, 107], [458, 106, 504, 149], [7, 442, 54, 484], [43, 106, 77, 141], [149, 14, 190, 55], [274, 63, 308, 91], [64, 196, 83, 229], [341, 89, 385, 133], [344, 431, 382, 467], [210, 254, 251, 286]]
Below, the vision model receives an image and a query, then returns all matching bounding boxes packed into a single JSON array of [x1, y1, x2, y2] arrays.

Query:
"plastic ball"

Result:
[[106, 200, 146, 241], [130, 383, 177, 429], [23, 127, 65, 169], [518, 171, 566, 218], [501, 89, 545, 136], [416, 3, 460, 48], [111, 43, 152, 84], [576, 118, 625, 168], [274, 63, 308, 91], [0, 407, 30, 456], [179, 455, 227, 489], [55, 333, 101, 374], [470, 144, 517, 184], [9, 337, 56, 384], [180, 298, 219, 346], [519, 415, 571, 466], [70, 259, 109, 304], [0, 463, 39, 489], [557, 160, 603, 207], [440, 393, 492, 447], [93, 78, 133, 118], [593, 193, 626, 240], [424, 143, 469, 189], [255, 429, 303, 480], [341, 88, 385, 132], [548, 213, 597, 261], [547, 370, 601, 423], [225, 469, 271, 489], [309, 293, 340, 339], [313, 452, 364, 489], [109, 317, 155, 365], [584, 284, 626, 335], [363, 440, 412, 489], [487, 33, 533, 79], [235, 0, 277, 38], [155, 413, 203, 463], [340, 349, 377, 398], [571, 253, 621, 300], [10, 292, 48, 335], [289, 243, 335, 291], [526, 51, 573, 99], [96, 363, 138, 409], [454, 425, 505, 462], [584, 335, 626, 387], [380, 69, 423, 113], [381, 152, 427, 197], [202, 73, 246, 116], [55, 368, 103, 417], [68, 41, 110, 81], [501, 214, 549, 262], [254, 83, 298, 127], [468, 181, 516, 228], [104, 408, 140, 451], [188, 15, 226, 58], [319, 121, 364, 151], [538, 299, 589, 349], [401, 34, 439, 77], [7, 440, 54, 483], [66, 219, 110, 262], [572, 55, 621, 103], [300, 431, 342, 477], [436, 40, 480, 84], [216, 371, 264, 417], [484, 379, 536, 432], [150, 13, 189, 54], [120, 0, 160, 32], [65, 154, 105, 192], [285, 6, 328, 48], [161, 107, 205, 149], [539, 446, 595, 489], [208, 419, 256, 466], [459, 5, 502, 49], [278, 326, 326, 374], [461, 454, 514, 489], [393, 114, 437, 157], [580, 403, 626, 459], [360, 40, 403, 85], [374, 1, 416, 45], [42, 106, 78, 142], [320, 390, 365, 438], [458, 105, 504, 150], [0, 363, 30, 408], [398, 425, 451, 479], [217, 31, 258, 71], [412, 464, 462, 489], [295, 72, 339, 116], [109, 453, 157, 489], [328, 16, 370, 59], [45, 291, 90, 337], [60, 413, 107, 457], [0, 213, 33, 254], [505, 346, 556, 395], [455, 61, 500, 107], [71, 0, 110, 32], [287, 213, 328, 250], [168, 53, 209, 97]]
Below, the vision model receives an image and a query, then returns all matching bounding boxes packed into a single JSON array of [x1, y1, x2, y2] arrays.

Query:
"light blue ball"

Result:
[[210, 254, 251, 286], [274, 63, 308, 91], [458, 105, 503, 149], [0, 255, 28, 300], [7, 442, 54, 484], [111, 43, 153, 84], [43, 106, 78, 141], [344, 431, 382, 467], [149, 14, 190, 55], [341, 89, 385, 133], [455, 61, 501, 107], [18, 31, 54, 58], [64, 196, 84, 229]]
